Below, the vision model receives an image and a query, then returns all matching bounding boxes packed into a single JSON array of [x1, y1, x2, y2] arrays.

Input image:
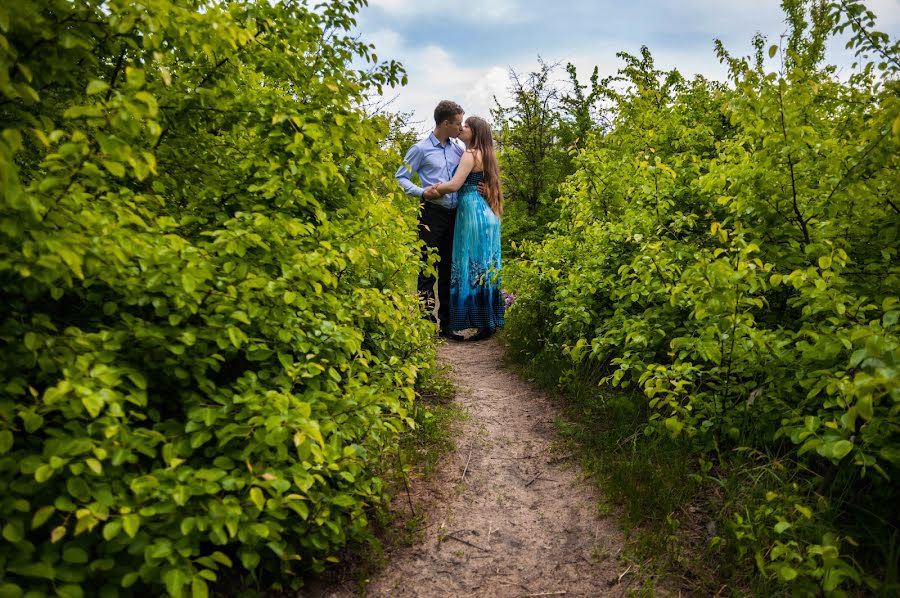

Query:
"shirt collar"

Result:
[[428, 132, 450, 148]]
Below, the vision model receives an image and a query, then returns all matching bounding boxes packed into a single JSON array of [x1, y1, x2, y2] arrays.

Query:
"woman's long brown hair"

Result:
[[465, 116, 503, 218]]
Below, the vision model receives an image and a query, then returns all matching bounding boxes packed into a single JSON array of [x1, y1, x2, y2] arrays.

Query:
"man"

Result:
[[396, 100, 466, 340]]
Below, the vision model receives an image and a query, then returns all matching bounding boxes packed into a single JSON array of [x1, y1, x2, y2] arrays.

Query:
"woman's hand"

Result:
[[425, 184, 442, 198]]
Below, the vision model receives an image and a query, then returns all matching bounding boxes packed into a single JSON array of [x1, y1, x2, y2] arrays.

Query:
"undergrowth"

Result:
[[500, 332, 898, 596], [293, 357, 464, 596]]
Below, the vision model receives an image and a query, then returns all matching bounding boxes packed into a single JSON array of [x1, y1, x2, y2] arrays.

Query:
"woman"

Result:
[[426, 116, 504, 341]]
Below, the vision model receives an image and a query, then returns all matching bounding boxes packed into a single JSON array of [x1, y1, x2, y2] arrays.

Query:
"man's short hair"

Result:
[[434, 100, 464, 125]]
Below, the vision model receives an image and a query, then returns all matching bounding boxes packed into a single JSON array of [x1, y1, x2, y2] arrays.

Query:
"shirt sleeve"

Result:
[[395, 144, 424, 197]]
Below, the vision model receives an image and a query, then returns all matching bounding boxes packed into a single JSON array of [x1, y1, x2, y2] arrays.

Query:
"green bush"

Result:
[[504, 2, 898, 593], [0, 1, 431, 595]]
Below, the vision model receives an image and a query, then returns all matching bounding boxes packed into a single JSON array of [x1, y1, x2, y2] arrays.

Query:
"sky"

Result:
[[353, 0, 900, 134]]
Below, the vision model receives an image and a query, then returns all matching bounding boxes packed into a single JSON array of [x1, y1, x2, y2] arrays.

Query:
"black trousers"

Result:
[[418, 202, 457, 329]]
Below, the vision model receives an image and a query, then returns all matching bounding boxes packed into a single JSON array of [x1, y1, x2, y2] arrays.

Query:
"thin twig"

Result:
[[106, 48, 126, 102], [525, 471, 542, 487], [460, 443, 474, 481], [408, 520, 436, 534], [396, 445, 414, 514], [521, 592, 567, 597], [496, 580, 531, 592], [443, 533, 489, 552]]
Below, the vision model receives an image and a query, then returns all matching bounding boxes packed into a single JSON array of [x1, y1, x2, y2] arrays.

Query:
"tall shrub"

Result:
[[0, 1, 429, 595], [504, 1, 898, 592]]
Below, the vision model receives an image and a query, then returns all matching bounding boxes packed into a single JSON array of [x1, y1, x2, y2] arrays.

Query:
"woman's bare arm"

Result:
[[433, 151, 477, 195]]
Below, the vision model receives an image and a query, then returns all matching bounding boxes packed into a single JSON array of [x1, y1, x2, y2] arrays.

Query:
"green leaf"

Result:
[[8, 561, 54, 580], [86, 80, 109, 95], [818, 255, 832, 269], [239, 550, 260, 569], [128, 371, 148, 390], [81, 394, 103, 418], [331, 494, 355, 508], [857, 395, 874, 420], [31, 505, 55, 529], [230, 310, 251, 325], [23, 332, 38, 350], [102, 161, 126, 177], [250, 487, 265, 511], [879, 446, 900, 466], [664, 416, 683, 436], [777, 565, 798, 582], [794, 504, 812, 519], [210, 552, 232, 568], [63, 547, 89, 564], [34, 465, 54, 483], [22, 411, 44, 433], [0, 430, 13, 454], [181, 272, 197, 294], [198, 570, 217, 582], [173, 485, 191, 506], [50, 526, 66, 543], [56, 585, 84, 598], [148, 541, 173, 560], [287, 499, 309, 520], [831, 440, 854, 460], [3, 520, 24, 543], [163, 568, 188, 598], [227, 327, 243, 348], [0, 583, 24, 598], [67, 477, 91, 501], [125, 66, 145, 89], [103, 519, 122, 541], [191, 577, 209, 598], [123, 514, 140, 538], [768, 44, 778, 58], [180, 518, 195, 535]]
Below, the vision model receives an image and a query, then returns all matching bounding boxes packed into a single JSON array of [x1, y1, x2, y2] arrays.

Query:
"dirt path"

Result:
[[317, 337, 636, 597]]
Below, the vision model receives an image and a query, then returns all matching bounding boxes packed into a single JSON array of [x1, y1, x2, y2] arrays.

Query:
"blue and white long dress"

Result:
[[449, 170, 505, 331]]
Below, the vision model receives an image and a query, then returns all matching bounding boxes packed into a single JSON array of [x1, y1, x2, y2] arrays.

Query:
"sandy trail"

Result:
[[316, 337, 633, 597]]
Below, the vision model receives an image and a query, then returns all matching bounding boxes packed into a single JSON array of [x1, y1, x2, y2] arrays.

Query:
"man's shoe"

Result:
[[438, 329, 465, 341]]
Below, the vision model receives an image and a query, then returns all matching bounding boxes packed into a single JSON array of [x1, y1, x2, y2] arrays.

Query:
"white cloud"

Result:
[[360, 0, 900, 131], [364, 28, 402, 57], [366, 0, 521, 21], [375, 43, 548, 135], [364, 0, 416, 15], [378, 44, 507, 132]]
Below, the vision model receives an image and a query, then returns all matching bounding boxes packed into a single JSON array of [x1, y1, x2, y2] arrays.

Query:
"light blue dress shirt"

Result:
[[395, 132, 464, 209]]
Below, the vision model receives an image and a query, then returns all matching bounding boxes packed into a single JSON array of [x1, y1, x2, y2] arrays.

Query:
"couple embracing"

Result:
[[395, 100, 505, 342]]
